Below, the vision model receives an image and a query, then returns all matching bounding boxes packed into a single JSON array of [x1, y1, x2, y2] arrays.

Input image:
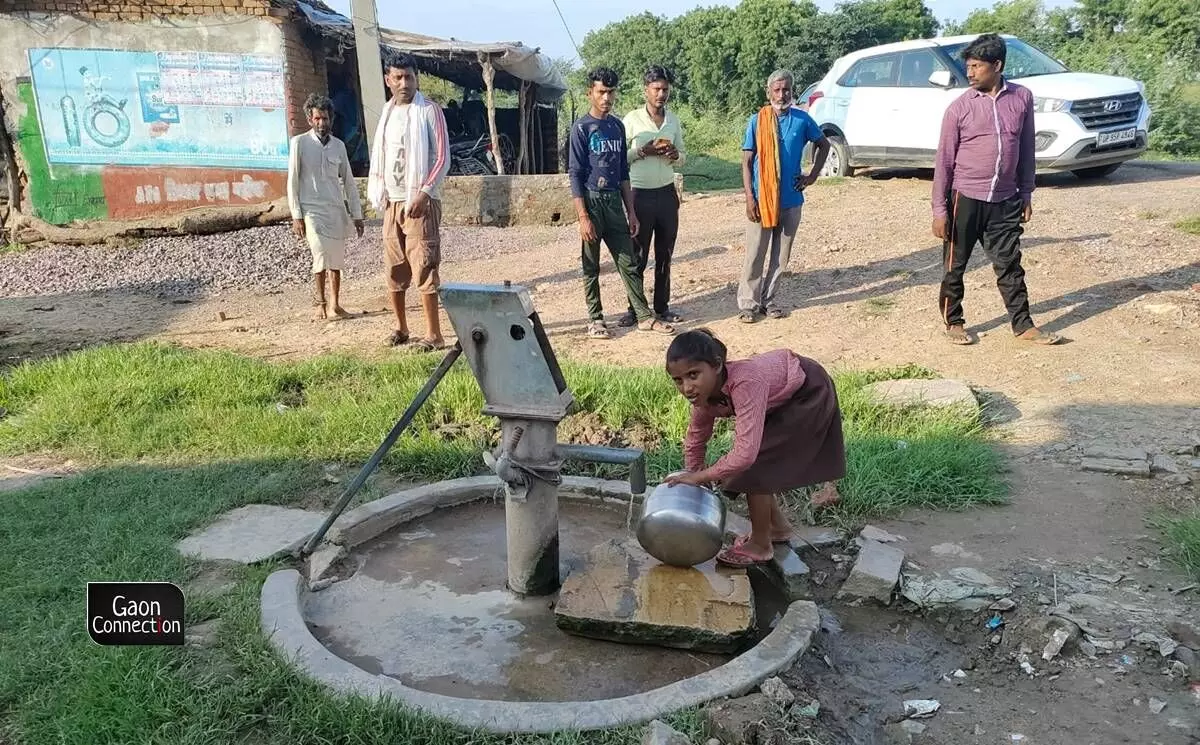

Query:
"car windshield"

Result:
[[941, 37, 1069, 79]]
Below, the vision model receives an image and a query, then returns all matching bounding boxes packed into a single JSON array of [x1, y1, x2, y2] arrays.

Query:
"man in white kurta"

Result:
[[288, 93, 364, 319]]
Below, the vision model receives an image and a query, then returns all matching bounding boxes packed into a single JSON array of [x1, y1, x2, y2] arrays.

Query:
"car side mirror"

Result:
[[929, 70, 954, 89]]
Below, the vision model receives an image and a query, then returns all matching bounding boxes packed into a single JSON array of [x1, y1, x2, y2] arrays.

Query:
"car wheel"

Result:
[[1071, 163, 1121, 179], [822, 136, 855, 178]]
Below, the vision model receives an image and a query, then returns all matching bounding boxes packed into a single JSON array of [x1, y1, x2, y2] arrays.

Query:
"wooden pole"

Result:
[[517, 80, 530, 175], [479, 53, 504, 175]]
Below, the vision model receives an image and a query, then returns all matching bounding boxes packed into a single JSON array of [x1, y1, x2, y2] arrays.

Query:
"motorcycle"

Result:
[[447, 132, 517, 176]]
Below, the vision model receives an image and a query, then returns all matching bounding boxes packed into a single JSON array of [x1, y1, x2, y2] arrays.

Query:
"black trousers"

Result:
[[627, 184, 680, 316], [939, 192, 1034, 334]]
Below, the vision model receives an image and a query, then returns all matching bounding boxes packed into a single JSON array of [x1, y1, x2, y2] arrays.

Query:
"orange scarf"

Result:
[[754, 105, 782, 228]]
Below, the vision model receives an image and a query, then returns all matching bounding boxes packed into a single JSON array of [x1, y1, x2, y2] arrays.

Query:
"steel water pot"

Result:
[[635, 473, 726, 567]]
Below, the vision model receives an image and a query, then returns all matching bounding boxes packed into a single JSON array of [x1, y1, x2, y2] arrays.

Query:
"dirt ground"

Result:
[[2, 160, 1198, 743]]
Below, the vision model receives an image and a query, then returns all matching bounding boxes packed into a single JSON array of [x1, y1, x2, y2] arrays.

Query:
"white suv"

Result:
[[806, 34, 1150, 179]]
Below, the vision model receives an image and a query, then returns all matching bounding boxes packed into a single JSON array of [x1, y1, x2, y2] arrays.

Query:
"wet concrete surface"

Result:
[[304, 498, 733, 702]]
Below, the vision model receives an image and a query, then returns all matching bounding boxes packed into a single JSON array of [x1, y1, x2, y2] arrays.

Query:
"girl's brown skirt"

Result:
[[723, 355, 846, 497]]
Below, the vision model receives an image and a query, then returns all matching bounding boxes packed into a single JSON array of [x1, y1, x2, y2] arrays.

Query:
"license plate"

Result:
[[1097, 127, 1136, 147]]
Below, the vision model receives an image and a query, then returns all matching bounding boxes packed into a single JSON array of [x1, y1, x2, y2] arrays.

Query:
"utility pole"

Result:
[[349, 0, 386, 134]]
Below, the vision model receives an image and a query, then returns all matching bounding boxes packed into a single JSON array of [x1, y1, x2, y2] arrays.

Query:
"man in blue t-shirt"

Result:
[[569, 67, 676, 340], [739, 69, 830, 323]]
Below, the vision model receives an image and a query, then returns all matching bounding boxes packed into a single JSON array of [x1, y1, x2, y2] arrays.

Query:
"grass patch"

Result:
[[861, 297, 897, 317], [1156, 511, 1200, 578], [682, 153, 742, 192], [0, 243, 29, 256], [1144, 150, 1200, 162], [0, 459, 708, 744], [0, 344, 1002, 516], [0, 344, 1003, 743], [1173, 215, 1200, 235]]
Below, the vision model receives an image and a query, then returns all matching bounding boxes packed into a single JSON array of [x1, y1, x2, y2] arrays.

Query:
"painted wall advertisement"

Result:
[[28, 47, 289, 171]]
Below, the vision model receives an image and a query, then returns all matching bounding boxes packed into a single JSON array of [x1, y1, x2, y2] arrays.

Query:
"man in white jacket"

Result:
[[367, 53, 451, 351], [287, 93, 364, 320]]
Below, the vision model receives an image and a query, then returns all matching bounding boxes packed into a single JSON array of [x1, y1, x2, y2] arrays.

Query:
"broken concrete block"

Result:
[[643, 719, 691, 745], [753, 543, 811, 601], [838, 538, 904, 604], [307, 544, 346, 584], [860, 525, 906, 543], [1080, 457, 1151, 478], [1083, 444, 1150, 462], [1152, 455, 1182, 475], [555, 538, 755, 653], [863, 378, 978, 411], [176, 505, 326, 564]]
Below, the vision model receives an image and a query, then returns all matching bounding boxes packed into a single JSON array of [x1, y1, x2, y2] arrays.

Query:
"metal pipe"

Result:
[[555, 443, 646, 496], [300, 343, 464, 556]]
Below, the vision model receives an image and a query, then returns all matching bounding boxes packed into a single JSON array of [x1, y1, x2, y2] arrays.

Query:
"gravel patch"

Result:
[[0, 223, 575, 299]]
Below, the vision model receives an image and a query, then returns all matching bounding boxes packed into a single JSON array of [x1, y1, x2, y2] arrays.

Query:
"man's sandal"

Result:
[[586, 321, 612, 339], [407, 338, 445, 353], [637, 318, 676, 335], [945, 324, 976, 345], [1017, 327, 1063, 345]]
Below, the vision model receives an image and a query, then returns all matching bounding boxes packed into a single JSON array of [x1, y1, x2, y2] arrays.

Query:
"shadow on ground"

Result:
[[0, 279, 204, 368]]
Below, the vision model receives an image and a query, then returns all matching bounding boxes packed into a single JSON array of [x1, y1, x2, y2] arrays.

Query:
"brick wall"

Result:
[[1, 0, 272, 19], [277, 16, 329, 137]]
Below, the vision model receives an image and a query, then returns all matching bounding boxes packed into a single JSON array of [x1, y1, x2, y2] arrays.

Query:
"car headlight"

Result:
[[1032, 97, 1067, 113]]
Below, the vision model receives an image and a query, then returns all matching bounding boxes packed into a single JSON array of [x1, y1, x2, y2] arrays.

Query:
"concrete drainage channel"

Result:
[[260, 475, 821, 734]]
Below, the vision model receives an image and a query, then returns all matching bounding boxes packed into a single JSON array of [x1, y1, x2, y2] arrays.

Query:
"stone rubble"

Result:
[[1071, 441, 1199, 484], [900, 567, 1010, 610], [758, 676, 795, 706], [643, 719, 692, 745]]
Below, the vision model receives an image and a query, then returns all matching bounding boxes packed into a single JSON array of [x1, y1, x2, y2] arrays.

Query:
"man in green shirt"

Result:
[[619, 65, 687, 326]]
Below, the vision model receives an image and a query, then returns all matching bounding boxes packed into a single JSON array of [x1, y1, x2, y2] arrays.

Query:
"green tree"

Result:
[[836, 0, 939, 44], [673, 6, 741, 111], [1076, 0, 1131, 35], [577, 12, 679, 98], [726, 0, 820, 110]]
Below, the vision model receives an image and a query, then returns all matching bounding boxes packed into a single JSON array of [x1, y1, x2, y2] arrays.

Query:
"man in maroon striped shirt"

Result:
[[932, 34, 1062, 346]]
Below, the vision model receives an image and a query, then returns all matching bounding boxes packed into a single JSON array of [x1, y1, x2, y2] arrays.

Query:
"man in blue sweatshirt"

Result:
[[569, 67, 676, 339]]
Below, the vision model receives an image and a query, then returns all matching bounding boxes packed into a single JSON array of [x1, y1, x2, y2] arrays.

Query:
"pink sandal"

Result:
[[716, 543, 773, 568]]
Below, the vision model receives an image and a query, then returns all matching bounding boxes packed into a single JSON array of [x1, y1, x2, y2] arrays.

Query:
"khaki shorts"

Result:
[[383, 198, 441, 295]]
